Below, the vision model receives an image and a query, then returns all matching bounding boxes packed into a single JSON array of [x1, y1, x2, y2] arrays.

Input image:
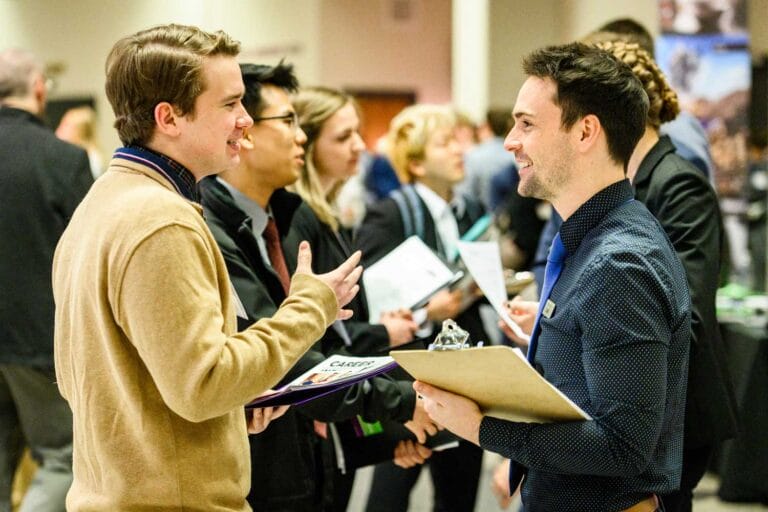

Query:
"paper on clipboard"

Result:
[[363, 236, 457, 322], [391, 345, 591, 423], [456, 241, 531, 343]]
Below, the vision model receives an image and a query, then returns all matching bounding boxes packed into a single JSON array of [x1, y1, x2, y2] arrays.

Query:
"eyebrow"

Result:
[[513, 110, 534, 119], [222, 91, 244, 103]]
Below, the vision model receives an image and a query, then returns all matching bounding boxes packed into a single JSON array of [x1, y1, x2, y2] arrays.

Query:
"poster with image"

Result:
[[656, 32, 751, 197]]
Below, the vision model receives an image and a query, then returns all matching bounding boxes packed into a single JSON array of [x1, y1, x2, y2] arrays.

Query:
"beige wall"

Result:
[[0, 0, 321, 154], [1, 0, 765, 153], [488, 0, 563, 108], [318, 0, 452, 103]]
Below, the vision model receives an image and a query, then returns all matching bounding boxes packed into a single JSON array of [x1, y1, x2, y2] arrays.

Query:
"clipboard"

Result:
[[390, 345, 591, 423]]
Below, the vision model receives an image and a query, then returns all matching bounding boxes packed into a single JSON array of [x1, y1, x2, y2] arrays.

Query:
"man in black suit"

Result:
[[0, 48, 92, 512], [199, 62, 434, 511]]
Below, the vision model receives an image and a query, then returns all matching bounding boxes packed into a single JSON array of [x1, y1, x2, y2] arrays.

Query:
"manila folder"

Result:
[[391, 345, 591, 423]]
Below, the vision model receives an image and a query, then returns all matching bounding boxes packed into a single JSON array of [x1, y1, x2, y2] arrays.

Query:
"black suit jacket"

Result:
[[284, 202, 391, 356], [0, 106, 92, 367], [355, 188, 490, 345], [199, 178, 415, 510], [634, 135, 738, 447]]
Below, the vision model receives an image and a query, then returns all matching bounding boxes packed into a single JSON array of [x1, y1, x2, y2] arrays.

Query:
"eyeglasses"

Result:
[[252, 111, 299, 131]]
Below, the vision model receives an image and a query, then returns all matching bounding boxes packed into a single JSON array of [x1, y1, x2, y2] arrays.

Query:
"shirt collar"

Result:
[[413, 182, 466, 219], [215, 177, 269, 236], [113, 146, 199, 202], [559, 179, 633, 254]]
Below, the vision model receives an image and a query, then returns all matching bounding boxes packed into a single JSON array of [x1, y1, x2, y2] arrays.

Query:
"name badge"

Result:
[[542, 299, 556, 319]]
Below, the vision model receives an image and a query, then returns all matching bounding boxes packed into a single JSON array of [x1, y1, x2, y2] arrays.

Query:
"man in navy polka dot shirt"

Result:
[[415, 43, 691, 512]]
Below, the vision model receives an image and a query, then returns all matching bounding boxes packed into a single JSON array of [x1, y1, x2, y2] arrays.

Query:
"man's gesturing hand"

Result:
[[294, 241, 362, 320]]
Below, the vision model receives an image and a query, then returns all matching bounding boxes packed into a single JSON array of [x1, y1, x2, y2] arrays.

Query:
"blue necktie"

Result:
[[527, 232, 567, 363], [508, 232, 567, 494]]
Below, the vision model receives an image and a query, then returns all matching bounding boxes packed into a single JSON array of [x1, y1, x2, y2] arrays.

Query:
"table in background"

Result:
[[716, 322, 768, 504]]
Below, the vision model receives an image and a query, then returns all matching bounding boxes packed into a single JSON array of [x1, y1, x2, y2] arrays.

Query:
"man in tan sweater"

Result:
[[52, 24, 361, 511]]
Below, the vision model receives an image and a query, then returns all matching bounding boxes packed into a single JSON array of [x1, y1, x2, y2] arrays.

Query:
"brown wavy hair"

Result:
[[585, 34, 680, 130]]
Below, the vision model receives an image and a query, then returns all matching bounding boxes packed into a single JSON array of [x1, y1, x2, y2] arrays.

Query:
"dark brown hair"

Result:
[[522, 42, 649, 168]]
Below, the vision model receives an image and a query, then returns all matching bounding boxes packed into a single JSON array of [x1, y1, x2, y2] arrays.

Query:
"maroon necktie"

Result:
[[263, 218, 291, 295]]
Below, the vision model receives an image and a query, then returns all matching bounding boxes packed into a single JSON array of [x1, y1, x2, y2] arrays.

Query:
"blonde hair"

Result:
[[57, 106, 97, 145], [291, 86, 357, 231], [386, 104, 456, 184], [585, 35, 679, 130]]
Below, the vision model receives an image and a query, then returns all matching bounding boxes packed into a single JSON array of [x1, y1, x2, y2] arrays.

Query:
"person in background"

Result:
[[0, 47, 92, 512], [418, 42, 690, 512], [199, 64, 434, 512], [452, 109, 478, 155], [288, 86, 419, 358], [55, 106, 105, 179], [356, 104, 488, 512], [745, 129, 768, 291], [456, 107, 517, 211], [52, 24, 361, 511], [597, 17, 714, 178]]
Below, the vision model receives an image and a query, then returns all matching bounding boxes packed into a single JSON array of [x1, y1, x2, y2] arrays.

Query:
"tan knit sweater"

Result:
[[53, 159, 337, 511]]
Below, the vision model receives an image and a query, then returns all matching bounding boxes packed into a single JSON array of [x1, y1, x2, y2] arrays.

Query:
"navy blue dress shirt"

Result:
[[114, 146, 198, 202], [479, 179, 691, 511]]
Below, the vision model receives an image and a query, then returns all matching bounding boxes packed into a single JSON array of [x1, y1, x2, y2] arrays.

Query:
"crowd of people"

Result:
[[0, 15, 747, 512]]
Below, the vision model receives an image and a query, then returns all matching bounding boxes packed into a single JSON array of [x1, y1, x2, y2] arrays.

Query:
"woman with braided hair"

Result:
[[587, 36, 738, 512]]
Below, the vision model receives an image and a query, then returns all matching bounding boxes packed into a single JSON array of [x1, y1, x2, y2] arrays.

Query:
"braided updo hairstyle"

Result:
[[584, 33, 680, 130]]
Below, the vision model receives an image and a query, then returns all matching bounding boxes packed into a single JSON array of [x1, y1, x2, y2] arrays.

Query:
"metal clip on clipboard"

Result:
[[428, 319, 482, 351]]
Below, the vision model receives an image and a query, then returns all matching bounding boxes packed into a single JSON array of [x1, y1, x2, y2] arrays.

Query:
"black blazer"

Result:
[[284, 202, 390, 355], [355, 188, 490, 345], [199, 178, 415, 510], [634, 135, 738, 447], [0, 106, 92, 367]]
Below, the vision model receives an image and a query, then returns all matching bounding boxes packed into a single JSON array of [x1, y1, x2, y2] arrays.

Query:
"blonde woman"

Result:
[[282, 86, 435, 510], [286, 87, 418, 355]]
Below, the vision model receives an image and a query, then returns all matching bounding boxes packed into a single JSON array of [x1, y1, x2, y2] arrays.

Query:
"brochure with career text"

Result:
[[246, 355, 398, 409]]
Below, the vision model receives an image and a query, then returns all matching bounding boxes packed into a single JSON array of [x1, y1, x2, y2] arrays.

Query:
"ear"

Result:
[[32, 75, 47, 111], [408, 159, 426, 179], [573, 114, 601, 154], [240, 129, 254, 150], [153, 102, 182, 137]]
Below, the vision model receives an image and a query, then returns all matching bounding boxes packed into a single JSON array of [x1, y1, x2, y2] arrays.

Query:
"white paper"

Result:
[[457, 241, 531, 343], [364, 236, 456, 322]]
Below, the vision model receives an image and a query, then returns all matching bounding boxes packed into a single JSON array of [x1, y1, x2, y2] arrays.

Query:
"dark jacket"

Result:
[[634, 135, 738, 447], [284, 202, 390, 356], [355, 188, 490, 345], [198, 178, 415, 511], [0, 106, 92, 367]]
